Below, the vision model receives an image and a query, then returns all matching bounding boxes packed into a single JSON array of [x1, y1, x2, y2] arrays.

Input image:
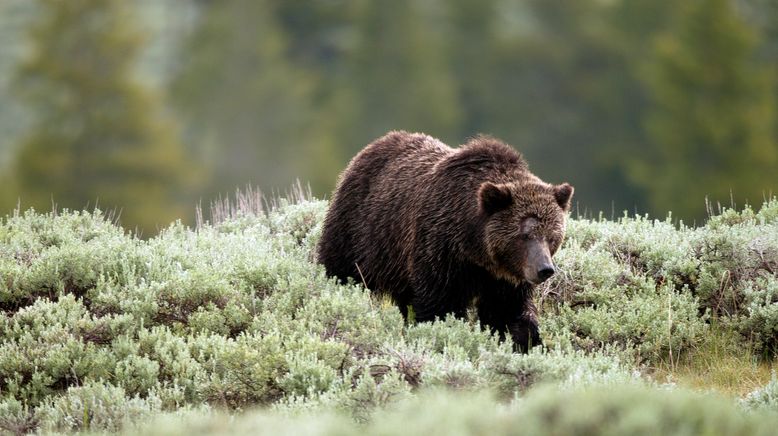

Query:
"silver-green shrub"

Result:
[[742, 373, 778, 412], [130, 384, 778, 436], [0, 195, 776, 432], [540, 215, 707, 362], [540, 198, 778, 360], [36, 381, 161, 433], [737, 276, 778, 353]]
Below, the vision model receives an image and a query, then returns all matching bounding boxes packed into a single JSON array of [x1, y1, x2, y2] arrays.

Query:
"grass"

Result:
[[650, 322, 777, 397]]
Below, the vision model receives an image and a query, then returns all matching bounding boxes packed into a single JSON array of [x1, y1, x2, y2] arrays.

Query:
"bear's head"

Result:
[[478, 180, 574, 285]]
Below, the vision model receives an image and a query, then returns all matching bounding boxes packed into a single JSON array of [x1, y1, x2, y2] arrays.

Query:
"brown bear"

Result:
[[317, 131, 573, 352]]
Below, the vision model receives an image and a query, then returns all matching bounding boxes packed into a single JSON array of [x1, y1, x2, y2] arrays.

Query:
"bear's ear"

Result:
[[479, 182, 513, 214], [554, 183, 574, 211]]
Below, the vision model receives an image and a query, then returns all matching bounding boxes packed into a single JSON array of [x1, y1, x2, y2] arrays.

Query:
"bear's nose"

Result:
[[537, 266, 555, 282]]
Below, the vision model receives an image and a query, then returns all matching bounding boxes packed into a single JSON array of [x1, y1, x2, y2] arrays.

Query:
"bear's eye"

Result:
[[519, 233, 531, 241]]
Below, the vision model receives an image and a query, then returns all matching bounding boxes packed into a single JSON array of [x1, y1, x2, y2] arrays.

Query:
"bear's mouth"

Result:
[[489, 264, 527, 287], [523, 268, 542, 285]]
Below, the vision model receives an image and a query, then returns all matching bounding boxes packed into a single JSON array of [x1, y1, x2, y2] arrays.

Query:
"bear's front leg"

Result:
[[508, 314, 542, 353], [478, 286, 541, 353]]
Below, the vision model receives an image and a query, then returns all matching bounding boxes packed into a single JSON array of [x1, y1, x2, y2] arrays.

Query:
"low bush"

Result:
[[540, 215, 707, 362], [132, 384, 778, 436], [0, 194, 776, 432], [742, 373, 778, 412], [541, 198, 778, 359]]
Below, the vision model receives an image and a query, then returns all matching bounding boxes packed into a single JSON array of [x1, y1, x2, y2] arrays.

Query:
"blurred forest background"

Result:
[[0, 0, 777, 233]]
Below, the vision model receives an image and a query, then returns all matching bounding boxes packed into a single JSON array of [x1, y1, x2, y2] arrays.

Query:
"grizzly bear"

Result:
[[317, 131, 573, 352]]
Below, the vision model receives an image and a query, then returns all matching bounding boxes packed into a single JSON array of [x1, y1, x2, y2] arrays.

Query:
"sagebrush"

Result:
[[0, 194, 777, 433]]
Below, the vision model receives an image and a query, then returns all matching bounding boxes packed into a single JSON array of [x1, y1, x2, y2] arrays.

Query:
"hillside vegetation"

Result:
[[0, 192, 777, 434]]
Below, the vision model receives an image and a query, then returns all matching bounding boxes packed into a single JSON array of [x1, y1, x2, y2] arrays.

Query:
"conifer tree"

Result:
[[13, 0, 196, 233], [338, 0, 462, 146], [172, 0, 315, 197], [443, 0, 500, 138], [637, 0, 777, 219], [491, 0, 645, 214]]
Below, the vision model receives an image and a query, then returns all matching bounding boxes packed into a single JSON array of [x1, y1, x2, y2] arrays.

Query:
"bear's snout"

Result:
[[522, 239, 554, 284], [537, 265, 555, 282]]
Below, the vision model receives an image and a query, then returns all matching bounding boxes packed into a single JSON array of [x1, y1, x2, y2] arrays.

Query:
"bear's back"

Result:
[[317, 131, 450, 290], [349, 132, 452, 290]]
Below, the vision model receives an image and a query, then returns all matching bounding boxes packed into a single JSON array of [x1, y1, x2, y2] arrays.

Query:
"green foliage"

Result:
[[737, 276, 778, 354], [3, 0, 778, 226], [174, 0, 778, 223], [650, 323, 773, 396], [12, 0, 199, 233], [635, 0, 778, 219], [0, 396, 36, 435], [541, 199, 778, 361], [133, 385, 778, 436], [742, 373, 778, 412], [36, 381, 161, 433], [171, 0, 316, 198], [331, 1, 462, 144], [693, 200, 778, 353], [509, 385, 776, 436], [541, 215, 708, 362], [0, 209, 144, 310], [0, 196, 777, 432]]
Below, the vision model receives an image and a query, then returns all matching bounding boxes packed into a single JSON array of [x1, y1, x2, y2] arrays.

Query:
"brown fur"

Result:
[[317, 131, 573, 352]]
